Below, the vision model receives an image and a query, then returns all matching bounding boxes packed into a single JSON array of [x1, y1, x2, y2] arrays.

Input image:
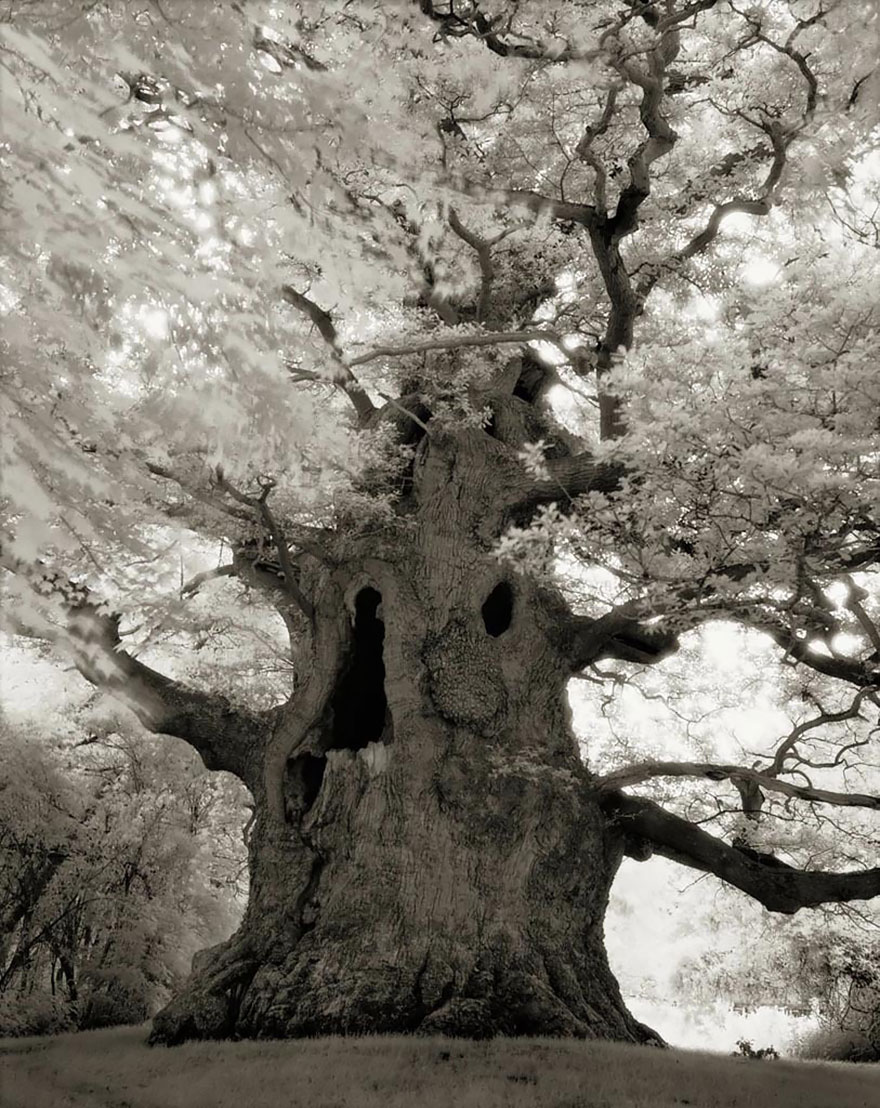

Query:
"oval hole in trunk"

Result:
[[482, 581, 513, 637]]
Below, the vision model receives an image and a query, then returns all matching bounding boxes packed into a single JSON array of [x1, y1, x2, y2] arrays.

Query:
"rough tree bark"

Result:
[[11, 410, 877, 1044]]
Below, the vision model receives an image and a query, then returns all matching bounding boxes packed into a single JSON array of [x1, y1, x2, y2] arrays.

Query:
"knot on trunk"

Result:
[[423, 617, 507, 733]]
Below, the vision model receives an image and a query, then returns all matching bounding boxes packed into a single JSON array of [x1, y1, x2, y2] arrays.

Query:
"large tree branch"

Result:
[[603, 792, 880, 913], [636, 122, 788, 300], [760, 618, 880, 691], [416, 0, 600, 63], [635, 1, 822, 302], [346, 327, 571, 369], [447, 207, 502, 323], [70, 610, 266, 785], [574, 84, 620, 215], [587, 227, 637, 440], [606, 28, 680, 240], [579, 26, 680, 440], [1, 561, 266, 786], [558, 607, 681, 670], [452, 179, 598, 228], [180, 564, 235, 597], [502, 451, 625, 515], [596, 762, 880, 811]]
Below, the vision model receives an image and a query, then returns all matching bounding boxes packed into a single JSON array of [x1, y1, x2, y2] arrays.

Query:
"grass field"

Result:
[[1, 1025, 878, 1108]]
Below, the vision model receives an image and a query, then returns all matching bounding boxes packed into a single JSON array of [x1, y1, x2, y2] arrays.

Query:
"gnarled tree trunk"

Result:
[[149, 426, 659, 1045]]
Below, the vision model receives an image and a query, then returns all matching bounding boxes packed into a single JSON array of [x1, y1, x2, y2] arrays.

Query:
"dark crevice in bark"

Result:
[[299, 753, 326, 810], [285, 752, 327, 818], [512, 350, 551, 403], [482, 581, 514, 637], [294, 853, 325, 936], [330, 587, 389, 751]]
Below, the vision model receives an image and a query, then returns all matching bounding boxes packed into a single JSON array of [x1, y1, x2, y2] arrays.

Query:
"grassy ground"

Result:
[[1, 1025, 878, 1108]]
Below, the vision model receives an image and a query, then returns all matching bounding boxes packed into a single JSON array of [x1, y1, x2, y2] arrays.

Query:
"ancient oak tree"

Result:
[[1, 1, 878, 1044]]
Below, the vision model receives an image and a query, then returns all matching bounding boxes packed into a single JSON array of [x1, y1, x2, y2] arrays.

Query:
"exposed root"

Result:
[[149, 938, 258, 1046]]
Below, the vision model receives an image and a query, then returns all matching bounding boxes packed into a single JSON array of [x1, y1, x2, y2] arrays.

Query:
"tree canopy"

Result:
[[1, 0, 879, 1045]]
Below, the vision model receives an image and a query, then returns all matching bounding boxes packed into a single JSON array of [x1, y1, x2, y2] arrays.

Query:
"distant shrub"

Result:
[[793, 958, 879, 1064], [0, 981, 153, 1037], [732, 1038, 779, 1060], [795, 1024, 880, 1063], [0, 993, 76, 1038], [78, 985, 150, 1031]]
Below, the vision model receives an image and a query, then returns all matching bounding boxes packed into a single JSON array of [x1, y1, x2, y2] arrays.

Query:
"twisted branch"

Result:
[[281, 286, 375, 423], [596, 761, 880, 811], [213, 467, 315, 621]]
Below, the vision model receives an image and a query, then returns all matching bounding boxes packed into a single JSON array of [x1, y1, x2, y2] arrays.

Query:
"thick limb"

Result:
[[503, 451, 625, 516], [552, 606, 680, 670], [595, 762, 880, 811], [3, 562, 267, 786], [603, 792, 880, 914], [69, 602, 267, 786]]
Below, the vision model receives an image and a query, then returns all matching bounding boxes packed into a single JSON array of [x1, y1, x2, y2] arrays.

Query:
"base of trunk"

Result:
[[149, 928, 662, 1046]]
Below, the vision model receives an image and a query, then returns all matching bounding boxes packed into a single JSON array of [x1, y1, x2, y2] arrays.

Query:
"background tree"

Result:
[[674, 891, 880, 1060], [0, 710, 248, 1037], [1, 1, 878, 1044]]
